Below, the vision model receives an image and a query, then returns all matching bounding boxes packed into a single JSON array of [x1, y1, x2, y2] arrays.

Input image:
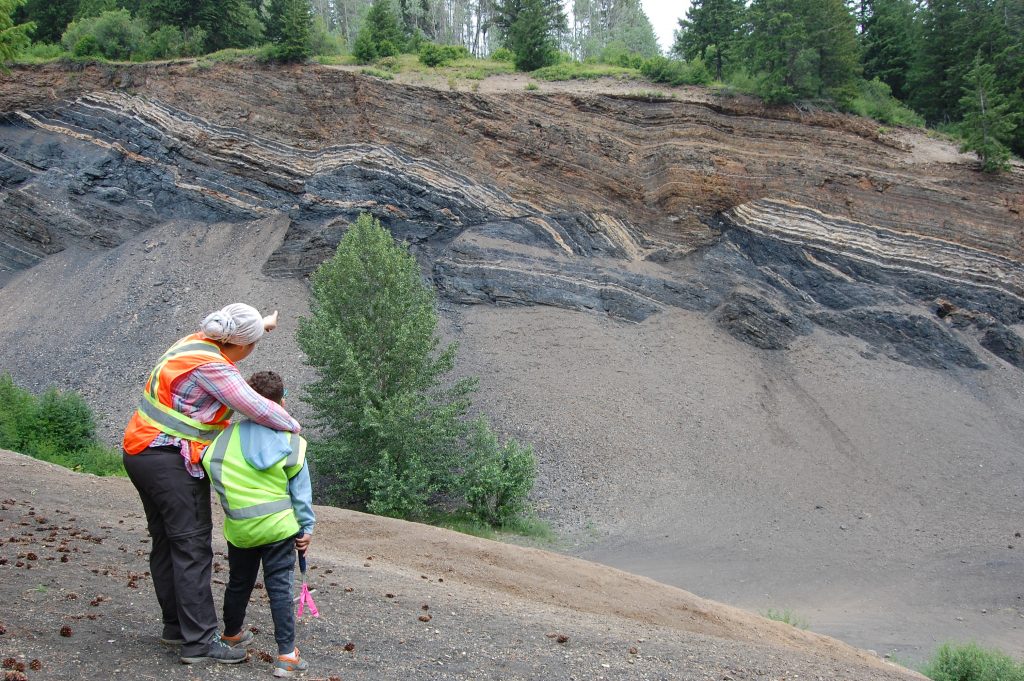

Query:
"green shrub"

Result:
[[0, 373, 38, 453], [716, 67, 760, 96], [640, 55, 712, 86], [141, 25, 205, 60], [531, 61, 633, 81], [461, 418, 536, 526], [0, 373, 123, 476], [36, 388, 96, 455], [848, 78, 924, 127], [419, 43, 470, 67], [72, 34, 101, 57], [360, 66, 394, 79], [490, 46, 514, 62], [18, 42, 65, 61], [309, 16, 344, 56], [599, 42, 645, 69], [922, 643, 1024, 681], [61, 9, 146, 60]]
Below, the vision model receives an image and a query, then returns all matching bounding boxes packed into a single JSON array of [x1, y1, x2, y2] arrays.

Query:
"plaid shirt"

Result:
[[151, 362, 301, 478]]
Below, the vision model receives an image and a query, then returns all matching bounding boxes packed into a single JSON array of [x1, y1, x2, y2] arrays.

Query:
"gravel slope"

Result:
[[0, 450, 922, 680], [0, 215, 1021, 667]]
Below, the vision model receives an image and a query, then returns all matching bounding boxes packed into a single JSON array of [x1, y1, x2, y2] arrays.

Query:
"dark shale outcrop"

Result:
[[1, 61, 1023, 370]]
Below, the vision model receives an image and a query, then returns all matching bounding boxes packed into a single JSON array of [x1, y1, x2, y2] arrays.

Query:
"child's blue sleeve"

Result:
[[288, 461, 316, 535]]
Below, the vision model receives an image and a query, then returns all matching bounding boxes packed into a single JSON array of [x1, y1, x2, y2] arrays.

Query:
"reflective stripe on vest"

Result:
[[284, 432, 304, 468], [208, 424, 293, 521], [136, 393, 223, 442], [147, 340, 225, 402]]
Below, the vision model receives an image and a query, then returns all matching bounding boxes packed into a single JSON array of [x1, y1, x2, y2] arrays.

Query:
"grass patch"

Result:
[[15, 43, 67, 64], [360, 67, 394, 80], [316, 54, 357, 66], [201, 47, 266, 63], [427, 510, 554, 542], [762, 608, 809, 629], [531, 62, 636, 81], [0, 373, 124, 477], [921, 642, 1024, 681]]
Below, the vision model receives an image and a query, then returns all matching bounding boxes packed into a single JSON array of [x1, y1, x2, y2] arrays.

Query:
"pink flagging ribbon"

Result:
[[297, 583, 319, 618]]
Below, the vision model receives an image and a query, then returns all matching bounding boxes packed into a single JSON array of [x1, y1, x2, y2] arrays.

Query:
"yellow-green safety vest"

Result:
[[203, 422, 306, 549]]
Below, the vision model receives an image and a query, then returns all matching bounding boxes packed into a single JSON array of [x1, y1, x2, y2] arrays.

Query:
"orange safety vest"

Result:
[[123, 333, 234, 463]]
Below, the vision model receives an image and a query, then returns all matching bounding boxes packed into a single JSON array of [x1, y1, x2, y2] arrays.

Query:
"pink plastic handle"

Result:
[[296, 583, 319, 618]]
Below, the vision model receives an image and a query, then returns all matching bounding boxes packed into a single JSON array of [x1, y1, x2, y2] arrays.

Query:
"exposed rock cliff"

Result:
[[2, 61, 1022, 370]]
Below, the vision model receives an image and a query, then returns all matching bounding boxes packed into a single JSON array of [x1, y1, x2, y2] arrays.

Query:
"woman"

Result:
[[122, 303, 301, 665]]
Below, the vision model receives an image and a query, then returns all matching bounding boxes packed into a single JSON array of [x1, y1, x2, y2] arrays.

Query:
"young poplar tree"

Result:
[[298, 214, 536, 523]]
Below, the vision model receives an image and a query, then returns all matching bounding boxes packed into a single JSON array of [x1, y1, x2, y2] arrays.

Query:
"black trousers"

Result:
[[123, 447, 218, 657], [224, 536, 298, 655]]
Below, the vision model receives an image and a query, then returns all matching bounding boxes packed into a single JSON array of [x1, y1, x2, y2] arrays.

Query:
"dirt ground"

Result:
[[0, 450, 923, 680]]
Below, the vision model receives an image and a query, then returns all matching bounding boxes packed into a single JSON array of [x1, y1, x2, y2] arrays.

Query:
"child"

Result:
[[203, 371, 315, 677]]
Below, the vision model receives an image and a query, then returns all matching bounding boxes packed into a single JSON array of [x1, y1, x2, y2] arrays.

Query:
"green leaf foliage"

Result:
[[958, 53, 1020, 172], [298, 214, 535, 523], [60, 9, 146, 60], [746, 0, 861, 104], [267, 0, 312, 62], [352, 0, 403, 63], [673, 0, 745, 81], [640, 55, 712, 86], [1, 0, 34, 63], [495, 0, 565, 71], [922, 642, 1024, 681], [0, 373, 123, 476], [418, 41, 468, 66], [461, 418, 536, 526], [860, 0, 917, 101]]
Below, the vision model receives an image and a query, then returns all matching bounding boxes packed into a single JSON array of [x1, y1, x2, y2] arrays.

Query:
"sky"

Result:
[[640, 0, 691, 54]]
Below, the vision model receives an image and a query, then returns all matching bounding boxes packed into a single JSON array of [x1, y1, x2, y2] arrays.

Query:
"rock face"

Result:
[[1, 61, 1023, 370]]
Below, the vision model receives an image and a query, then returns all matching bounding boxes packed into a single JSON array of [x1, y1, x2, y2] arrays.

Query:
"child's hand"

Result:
[[263, 310, 279, 332], [295, 533, 312, 553]]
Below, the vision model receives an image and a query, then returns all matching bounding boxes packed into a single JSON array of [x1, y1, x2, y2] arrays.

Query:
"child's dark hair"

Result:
[[248, 371, 285, 403]]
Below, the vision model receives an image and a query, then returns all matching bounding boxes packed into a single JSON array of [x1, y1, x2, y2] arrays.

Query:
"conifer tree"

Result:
[[298, 213, 535, 523], [907, 0, 963, 122], [352, 0, 403, 62], [673, 0, 745, 81], [861, 0, 917, 100], [958, 53, 1020, 172], [747, 0, 859, 104], [13, 0, 71, 43], [1, 0, 33, 61], [267, 0, 312, 61], [496, 0, 564, 70]]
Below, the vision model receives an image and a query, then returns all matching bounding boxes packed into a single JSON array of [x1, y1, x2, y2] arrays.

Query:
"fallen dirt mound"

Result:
[[0, 449, 920, 680]]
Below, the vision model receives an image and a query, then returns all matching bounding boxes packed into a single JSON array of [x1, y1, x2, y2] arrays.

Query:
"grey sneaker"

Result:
[[180, 638, 249, 665], [273, 648, 308, 677], [221, 629, 255, 647]]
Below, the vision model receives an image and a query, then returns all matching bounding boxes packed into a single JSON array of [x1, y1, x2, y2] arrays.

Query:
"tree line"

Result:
[[676, 0, 1022, 170], [3, 0, 1022, 169]]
